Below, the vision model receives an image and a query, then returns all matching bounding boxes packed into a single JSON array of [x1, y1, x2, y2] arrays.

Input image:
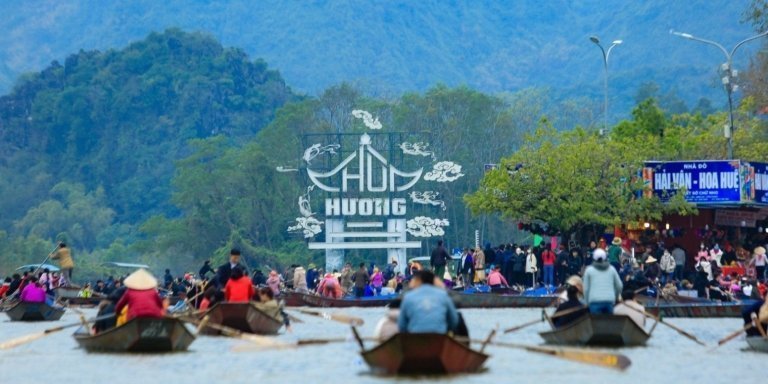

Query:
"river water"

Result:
[[0, 307, 764, 383]]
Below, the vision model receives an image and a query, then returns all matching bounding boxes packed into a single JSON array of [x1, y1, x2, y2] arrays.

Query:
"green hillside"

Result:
[[0, 0, 761, 120]]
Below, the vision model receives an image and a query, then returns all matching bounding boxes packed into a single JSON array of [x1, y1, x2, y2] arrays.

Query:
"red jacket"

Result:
[[542, 250, 556, 266], [225, 276, 254, 302], [115, 289, 164, 320]]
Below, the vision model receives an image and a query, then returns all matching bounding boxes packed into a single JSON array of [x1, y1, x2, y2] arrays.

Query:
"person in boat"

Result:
[[352, 263, 370, 298], [266, 270, 282, 296], [374, 299, 401, 341], [552, 276, 588, 328], [215, 248, 248, 289], [398, 270, 459, 334], [583, 248, 623, 314], [198, 260, 215, 280], [742, 297, 767, 337], [51, 242, 74, 282], [38, 268, 53, 294], [317, 272, 343, 298], [115, 269, 164, 322], [7, 274, 22, 297], [340, 263, 354, 294], [293, 265, 308, 293], [370, 267, 384, 296], [224, 266, 254, 302], [525, 247, 538, 288], [487, 265, 510, 293], [643, 256, 661, 284], [253, 287, 288, 327], [306, 264, 319, 291], [0, 277, 10, 299], [20, 276, 46, 303], [613, 289, 646, 328], [199, 286, 216, 311], [167, 290, 189, 314], [93, 287, 125, 334], [78, 283, 93, 298]]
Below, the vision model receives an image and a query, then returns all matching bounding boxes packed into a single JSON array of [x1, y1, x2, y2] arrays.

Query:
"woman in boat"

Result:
[[317, 272, 343, 298], [487, 265, 510, 293], [115, 269, 164, 321], [374, 299, 401, 341], [293, 265, 308, 293], [253, 287, 287, 327], [371, 267, 384, 296], [20, 276, 46, 303], [199, 286, 216, 311], [93, 287, 125, 334], [552, 276, 587, 328], [224, 266, 254, 302], [266, 270, 282, 296]]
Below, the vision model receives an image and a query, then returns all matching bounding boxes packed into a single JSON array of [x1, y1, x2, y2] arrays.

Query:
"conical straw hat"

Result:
[[124, 268, 158, 290]]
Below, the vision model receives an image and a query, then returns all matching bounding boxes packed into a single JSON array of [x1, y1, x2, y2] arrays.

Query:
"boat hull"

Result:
[[361, 333, 488, 375], [539, 314, 650, 347], [202, 302, 282, 335], [645, 301, 755, 318], [746, 336, 768, 353], [5, 301, 65, 321], [283, 291, 558, 309], [74, 317, 195, 353]]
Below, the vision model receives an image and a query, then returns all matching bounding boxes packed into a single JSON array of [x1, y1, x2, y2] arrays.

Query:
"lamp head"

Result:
[[612, 40, 623, 45], [590, 36, 600, 44]]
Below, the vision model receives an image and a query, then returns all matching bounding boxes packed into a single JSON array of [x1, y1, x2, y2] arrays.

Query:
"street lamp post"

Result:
[[670, 29, 768, 159], [590, 36, 622, 136]]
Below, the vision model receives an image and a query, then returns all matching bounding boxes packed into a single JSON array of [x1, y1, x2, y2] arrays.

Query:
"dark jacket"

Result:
[[431, 245, 450, 267], [352, 268, 370, 289], [216, 262, 247, 288]]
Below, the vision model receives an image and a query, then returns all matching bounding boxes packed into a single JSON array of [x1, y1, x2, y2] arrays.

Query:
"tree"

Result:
[[465, 122, 696, 238]]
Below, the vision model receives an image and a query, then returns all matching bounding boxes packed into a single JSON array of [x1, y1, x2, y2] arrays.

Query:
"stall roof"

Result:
[[102, 262, 150, 269], [15, 263, 60, 272]]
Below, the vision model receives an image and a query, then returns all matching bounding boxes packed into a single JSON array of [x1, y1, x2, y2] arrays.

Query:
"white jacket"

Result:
[[525, 252, 537, 273], [660, 252, 676, 273]]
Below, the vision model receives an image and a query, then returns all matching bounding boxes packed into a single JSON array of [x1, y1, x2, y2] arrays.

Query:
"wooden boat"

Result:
[[201, 302, 282, 335], [451, 292, 559, 309], [283, 291, 395, 308], [283, 291, 558, 309], [5, 301, 65, 321], [74, 317, 195, 353], [361, 333, 488, 375], [644, 300, 757, 318], [539, 313, 650, 347], [745, 336, 768, 353]]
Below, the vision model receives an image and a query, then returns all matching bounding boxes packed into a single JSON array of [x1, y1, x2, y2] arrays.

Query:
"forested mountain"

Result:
[[0, 29, 294, 254], [0, 0, 760, 120]]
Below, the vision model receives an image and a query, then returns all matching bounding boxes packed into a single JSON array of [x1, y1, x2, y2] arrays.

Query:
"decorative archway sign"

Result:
[[283, 110, 464, 273]]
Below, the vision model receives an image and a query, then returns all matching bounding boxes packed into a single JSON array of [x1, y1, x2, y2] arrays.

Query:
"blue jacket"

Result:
[[398, 284, 459, 333]]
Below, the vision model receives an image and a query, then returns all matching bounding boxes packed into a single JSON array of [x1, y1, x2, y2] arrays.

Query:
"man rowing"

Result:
[[398, 270, 459, 334]]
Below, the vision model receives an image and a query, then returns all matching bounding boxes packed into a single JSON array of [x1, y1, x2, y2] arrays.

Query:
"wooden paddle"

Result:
[[489, 341, 631, 370], [505, 305, 588, 334], [291, 308, 364, 326], [175, 315, 293, 349], [618, 302, 705, 346], [712, 323, 753, 350], [0, 312, 115, 350]]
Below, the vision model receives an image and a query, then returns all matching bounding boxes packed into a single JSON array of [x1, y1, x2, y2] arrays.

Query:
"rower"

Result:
[[613, 289, 646, 328], [398, 270, 459, 334], [552, 275, 587, 328]]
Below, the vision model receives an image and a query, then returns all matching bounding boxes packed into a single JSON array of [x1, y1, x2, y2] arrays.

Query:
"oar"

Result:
[[292, 308, 364, 326], [350, 325, 366, 351], [620, 303, 706, 346], [0, 313, 116, 350], [489, 341, 631, 371], [175, 315, 292, 349], [711, 323, 753, 351], [507, 305, 589, 334]]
